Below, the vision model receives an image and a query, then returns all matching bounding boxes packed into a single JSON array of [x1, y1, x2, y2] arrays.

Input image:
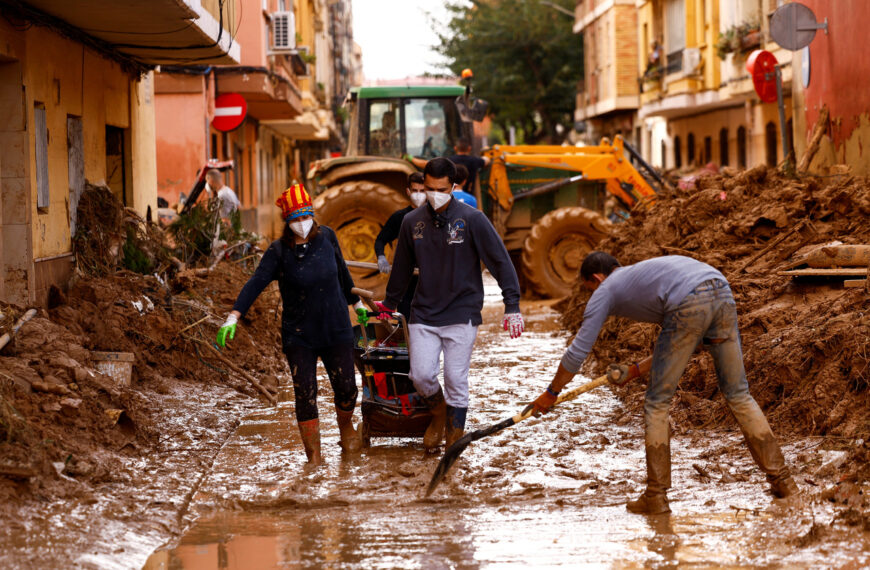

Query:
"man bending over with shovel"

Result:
[[531, 252, 798, 514]]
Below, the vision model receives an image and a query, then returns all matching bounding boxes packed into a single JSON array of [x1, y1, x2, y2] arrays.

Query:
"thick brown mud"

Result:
[[141, 280, 870, 569]]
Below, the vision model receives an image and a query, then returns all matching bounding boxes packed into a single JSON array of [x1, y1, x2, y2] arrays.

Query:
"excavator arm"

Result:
[[483, 135, 659, 215]]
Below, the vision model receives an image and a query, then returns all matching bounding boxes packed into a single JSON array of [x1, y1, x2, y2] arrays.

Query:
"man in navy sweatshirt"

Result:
[[376, 158, 523, 451], [531, 252, 798, 514]]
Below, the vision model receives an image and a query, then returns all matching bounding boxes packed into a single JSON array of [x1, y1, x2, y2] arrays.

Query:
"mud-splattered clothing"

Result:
[[232, 226, 360, 350], [285, 344, 357, 422], [384, 198, 520, 326], [561, 256, 724, 373], [643, 279, 789, 492], [232, 226, 360, 422]]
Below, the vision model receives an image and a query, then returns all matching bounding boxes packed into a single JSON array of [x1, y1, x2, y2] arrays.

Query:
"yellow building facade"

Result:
[[636, 0, 794, 171], [0, 0, 237, 307]]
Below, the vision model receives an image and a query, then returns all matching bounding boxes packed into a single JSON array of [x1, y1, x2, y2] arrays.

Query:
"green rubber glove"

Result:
[[356, 307, 369, 327], [216, 314, 238, 348], [402, 153, 414, 164]]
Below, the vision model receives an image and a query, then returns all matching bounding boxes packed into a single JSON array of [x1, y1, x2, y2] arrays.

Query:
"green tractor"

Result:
[[308, 85, 476, 293], [308, 84, 661, 298]]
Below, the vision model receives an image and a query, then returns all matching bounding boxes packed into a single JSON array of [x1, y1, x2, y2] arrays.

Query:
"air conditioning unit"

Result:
[[682, 47, 701, 74], [270, 11, 296, 52]]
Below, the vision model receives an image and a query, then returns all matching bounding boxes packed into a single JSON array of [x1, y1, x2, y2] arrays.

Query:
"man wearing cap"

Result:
[[216, 184, 366, 467], [375, 158, 524, 451]]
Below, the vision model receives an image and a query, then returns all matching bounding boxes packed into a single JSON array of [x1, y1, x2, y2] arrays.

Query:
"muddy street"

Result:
[[139, 280, 869, 569]]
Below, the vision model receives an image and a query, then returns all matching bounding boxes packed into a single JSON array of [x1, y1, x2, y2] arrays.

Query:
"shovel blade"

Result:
[[425, 431, 476, 496]]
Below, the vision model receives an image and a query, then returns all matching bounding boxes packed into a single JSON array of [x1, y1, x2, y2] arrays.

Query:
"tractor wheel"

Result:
[[521, 207, 611, 299], [313, 181, 409, 296]]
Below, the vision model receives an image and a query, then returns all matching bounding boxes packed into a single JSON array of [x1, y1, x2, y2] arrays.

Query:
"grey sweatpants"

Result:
[[408, 321, 479, 407]]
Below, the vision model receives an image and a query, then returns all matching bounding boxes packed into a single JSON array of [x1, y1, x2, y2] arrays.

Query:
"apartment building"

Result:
[[0, 0, 238, 307], [155, 0, 356, 240], [636, 0, 794, 170], [573, 0, 641, 146]]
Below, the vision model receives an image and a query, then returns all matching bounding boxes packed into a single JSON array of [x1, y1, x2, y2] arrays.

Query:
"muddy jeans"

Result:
[[646, 279, 788, 492], [284, 344, 358, 423], [408, 321, 478, 407]]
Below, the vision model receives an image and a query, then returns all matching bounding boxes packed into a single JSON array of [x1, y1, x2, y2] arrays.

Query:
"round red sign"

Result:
[[746, 50, 778, 103], [212, 93, 247, 132]]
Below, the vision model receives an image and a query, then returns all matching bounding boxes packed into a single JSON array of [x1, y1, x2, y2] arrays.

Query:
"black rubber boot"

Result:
[[445, 406, 467, 448]]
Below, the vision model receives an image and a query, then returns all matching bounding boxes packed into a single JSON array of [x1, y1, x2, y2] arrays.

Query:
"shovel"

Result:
[[425, 356, 652, 496]]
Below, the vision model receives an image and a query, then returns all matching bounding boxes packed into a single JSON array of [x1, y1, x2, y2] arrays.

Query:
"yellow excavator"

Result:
[[479, 135, 664, 297]]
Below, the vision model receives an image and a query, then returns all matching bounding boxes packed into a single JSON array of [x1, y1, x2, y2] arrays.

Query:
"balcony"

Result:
[[214, 68, 303, 121], [17, 0, 240, 65]]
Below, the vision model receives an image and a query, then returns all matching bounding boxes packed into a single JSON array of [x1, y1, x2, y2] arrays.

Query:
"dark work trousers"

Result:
[[284, 343, 358, 423]]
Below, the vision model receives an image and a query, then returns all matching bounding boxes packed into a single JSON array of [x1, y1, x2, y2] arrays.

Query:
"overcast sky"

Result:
[[351, 0, 462, 81]]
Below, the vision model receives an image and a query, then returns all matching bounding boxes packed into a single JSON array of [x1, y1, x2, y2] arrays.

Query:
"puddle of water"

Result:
[[144, 277, 870, 569]]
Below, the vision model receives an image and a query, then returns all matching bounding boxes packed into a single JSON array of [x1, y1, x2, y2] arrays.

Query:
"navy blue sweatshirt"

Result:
[[384, 198, 520, 326], [232, 226, 360, 349]]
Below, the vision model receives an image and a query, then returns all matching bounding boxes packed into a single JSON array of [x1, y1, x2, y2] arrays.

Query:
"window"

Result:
[[661, 140, 667, 169], [687, 132, 695, 165], [664, 0, 686, 73], [34, 103, 49, 210], [366, 100, 401, 156], [674, 135, 682, 168], [765, 121, 778, 166], [719, 128, 729, 166], [404, 98, 460, 159], [704, 136, 712, 165], [737, 126, 747, 168]]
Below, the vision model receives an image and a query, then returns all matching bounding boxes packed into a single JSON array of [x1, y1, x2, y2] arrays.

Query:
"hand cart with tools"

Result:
[[352, 311, 432, 447]]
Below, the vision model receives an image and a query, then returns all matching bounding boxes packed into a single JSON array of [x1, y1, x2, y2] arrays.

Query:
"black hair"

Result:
[[454, 164, 469, 185], [579, 251, 620, 281], [423, 157, 456, 184], [407, 171, 425, 187], [455, 137, 472, 152]]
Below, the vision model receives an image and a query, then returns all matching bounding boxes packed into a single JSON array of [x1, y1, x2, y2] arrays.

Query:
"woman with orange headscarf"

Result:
[[216, 184, 364, 467]]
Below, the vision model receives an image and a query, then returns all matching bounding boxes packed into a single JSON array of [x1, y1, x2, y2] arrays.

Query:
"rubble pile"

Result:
[[0, 186, 284, 504], [559, 166, 870, 445]]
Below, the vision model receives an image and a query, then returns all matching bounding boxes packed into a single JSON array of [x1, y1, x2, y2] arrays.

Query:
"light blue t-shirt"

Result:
[[561, 256, 725, 373]]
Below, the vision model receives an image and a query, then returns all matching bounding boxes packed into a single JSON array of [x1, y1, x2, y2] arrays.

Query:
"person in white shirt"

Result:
[[205, 169, 240, 220]]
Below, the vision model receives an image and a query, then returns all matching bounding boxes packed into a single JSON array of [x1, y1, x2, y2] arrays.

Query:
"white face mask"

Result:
[[426, 190, 452, 210], [409, 191, 427, 208], [289, 218, 314, 238]]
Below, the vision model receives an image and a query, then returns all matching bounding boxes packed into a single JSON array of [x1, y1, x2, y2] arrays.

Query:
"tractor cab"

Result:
[[345, 86, 476, 159]]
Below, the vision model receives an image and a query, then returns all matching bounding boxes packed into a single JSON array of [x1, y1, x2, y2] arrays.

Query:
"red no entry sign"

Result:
[[212, 93, 247, 132], [746, 50, 779, 103]]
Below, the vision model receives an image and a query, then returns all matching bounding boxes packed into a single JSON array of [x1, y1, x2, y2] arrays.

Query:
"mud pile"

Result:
[[559, 166, 870, 441], [0, 261, 285, 505]]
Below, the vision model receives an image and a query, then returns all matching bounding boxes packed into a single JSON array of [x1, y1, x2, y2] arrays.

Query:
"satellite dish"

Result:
[[770, 2, 828, 51]]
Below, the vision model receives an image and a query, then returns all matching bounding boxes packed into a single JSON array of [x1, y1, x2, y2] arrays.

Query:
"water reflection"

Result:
[[143, 508, 484, 570]]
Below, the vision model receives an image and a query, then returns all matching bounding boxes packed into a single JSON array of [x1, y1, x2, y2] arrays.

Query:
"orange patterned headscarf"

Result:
[[276, 184, 314, 221]]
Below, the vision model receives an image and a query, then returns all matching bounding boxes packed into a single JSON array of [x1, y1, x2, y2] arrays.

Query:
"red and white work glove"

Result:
[[503, 312, 524, 339], [373, 301, 394, 321]]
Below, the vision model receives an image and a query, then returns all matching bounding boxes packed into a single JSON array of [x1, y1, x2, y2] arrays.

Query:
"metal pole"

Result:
[[775, 65, 790, 168]]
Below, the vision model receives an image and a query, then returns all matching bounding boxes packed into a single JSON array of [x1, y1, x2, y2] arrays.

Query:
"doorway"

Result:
[[0, 59, 31, 305]]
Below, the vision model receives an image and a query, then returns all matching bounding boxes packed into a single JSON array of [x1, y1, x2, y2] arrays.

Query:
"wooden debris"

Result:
[[778, 268, 868, 277], [0, 309, 37, 353], [187, 336, 277, 405], [798, 105, 830, 173], [734, 220, 807, 274]]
